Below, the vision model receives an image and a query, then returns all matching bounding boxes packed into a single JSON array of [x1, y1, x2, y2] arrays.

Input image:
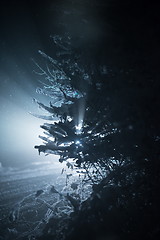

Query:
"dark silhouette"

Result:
[[34, 1, 160, 240]]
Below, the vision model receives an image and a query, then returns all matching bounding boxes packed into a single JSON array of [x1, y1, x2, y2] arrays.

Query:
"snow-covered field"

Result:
[[0, 160, 70, 239], [0, 157, 92, 239]]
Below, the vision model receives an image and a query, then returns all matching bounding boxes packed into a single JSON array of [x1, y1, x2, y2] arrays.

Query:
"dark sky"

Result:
[[0, 0, 110, 167], [0, 0, 159, 167]]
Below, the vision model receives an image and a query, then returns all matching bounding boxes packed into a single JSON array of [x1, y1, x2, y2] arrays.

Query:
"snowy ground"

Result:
[[0, 157, 92, 240], [0, 159, 74, 239]]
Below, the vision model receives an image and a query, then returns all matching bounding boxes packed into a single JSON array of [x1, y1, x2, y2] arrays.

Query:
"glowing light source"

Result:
[[75, 121, 83, 135]]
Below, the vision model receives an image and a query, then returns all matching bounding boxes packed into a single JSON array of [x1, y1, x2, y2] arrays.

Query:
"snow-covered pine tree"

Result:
[[33, 32, 158, 240], [34, 34, 118, 183]]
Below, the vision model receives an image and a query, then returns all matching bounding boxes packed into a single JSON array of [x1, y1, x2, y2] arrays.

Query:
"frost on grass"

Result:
[[7, 170, 93, 240]]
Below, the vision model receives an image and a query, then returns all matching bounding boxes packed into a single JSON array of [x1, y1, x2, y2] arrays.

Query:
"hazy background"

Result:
[[0, 0, 159, 170], [0, 0, 112, 170]]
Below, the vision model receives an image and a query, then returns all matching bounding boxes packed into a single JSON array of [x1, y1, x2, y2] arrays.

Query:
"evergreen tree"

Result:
[[33, 14, 159, 239], [34, 33, 118, 184]]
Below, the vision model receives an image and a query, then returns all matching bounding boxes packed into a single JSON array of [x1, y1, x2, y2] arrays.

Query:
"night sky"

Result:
[[0, 0, 159, 169], [0, 0, 59, 168], [0, 0, 110, 168]]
